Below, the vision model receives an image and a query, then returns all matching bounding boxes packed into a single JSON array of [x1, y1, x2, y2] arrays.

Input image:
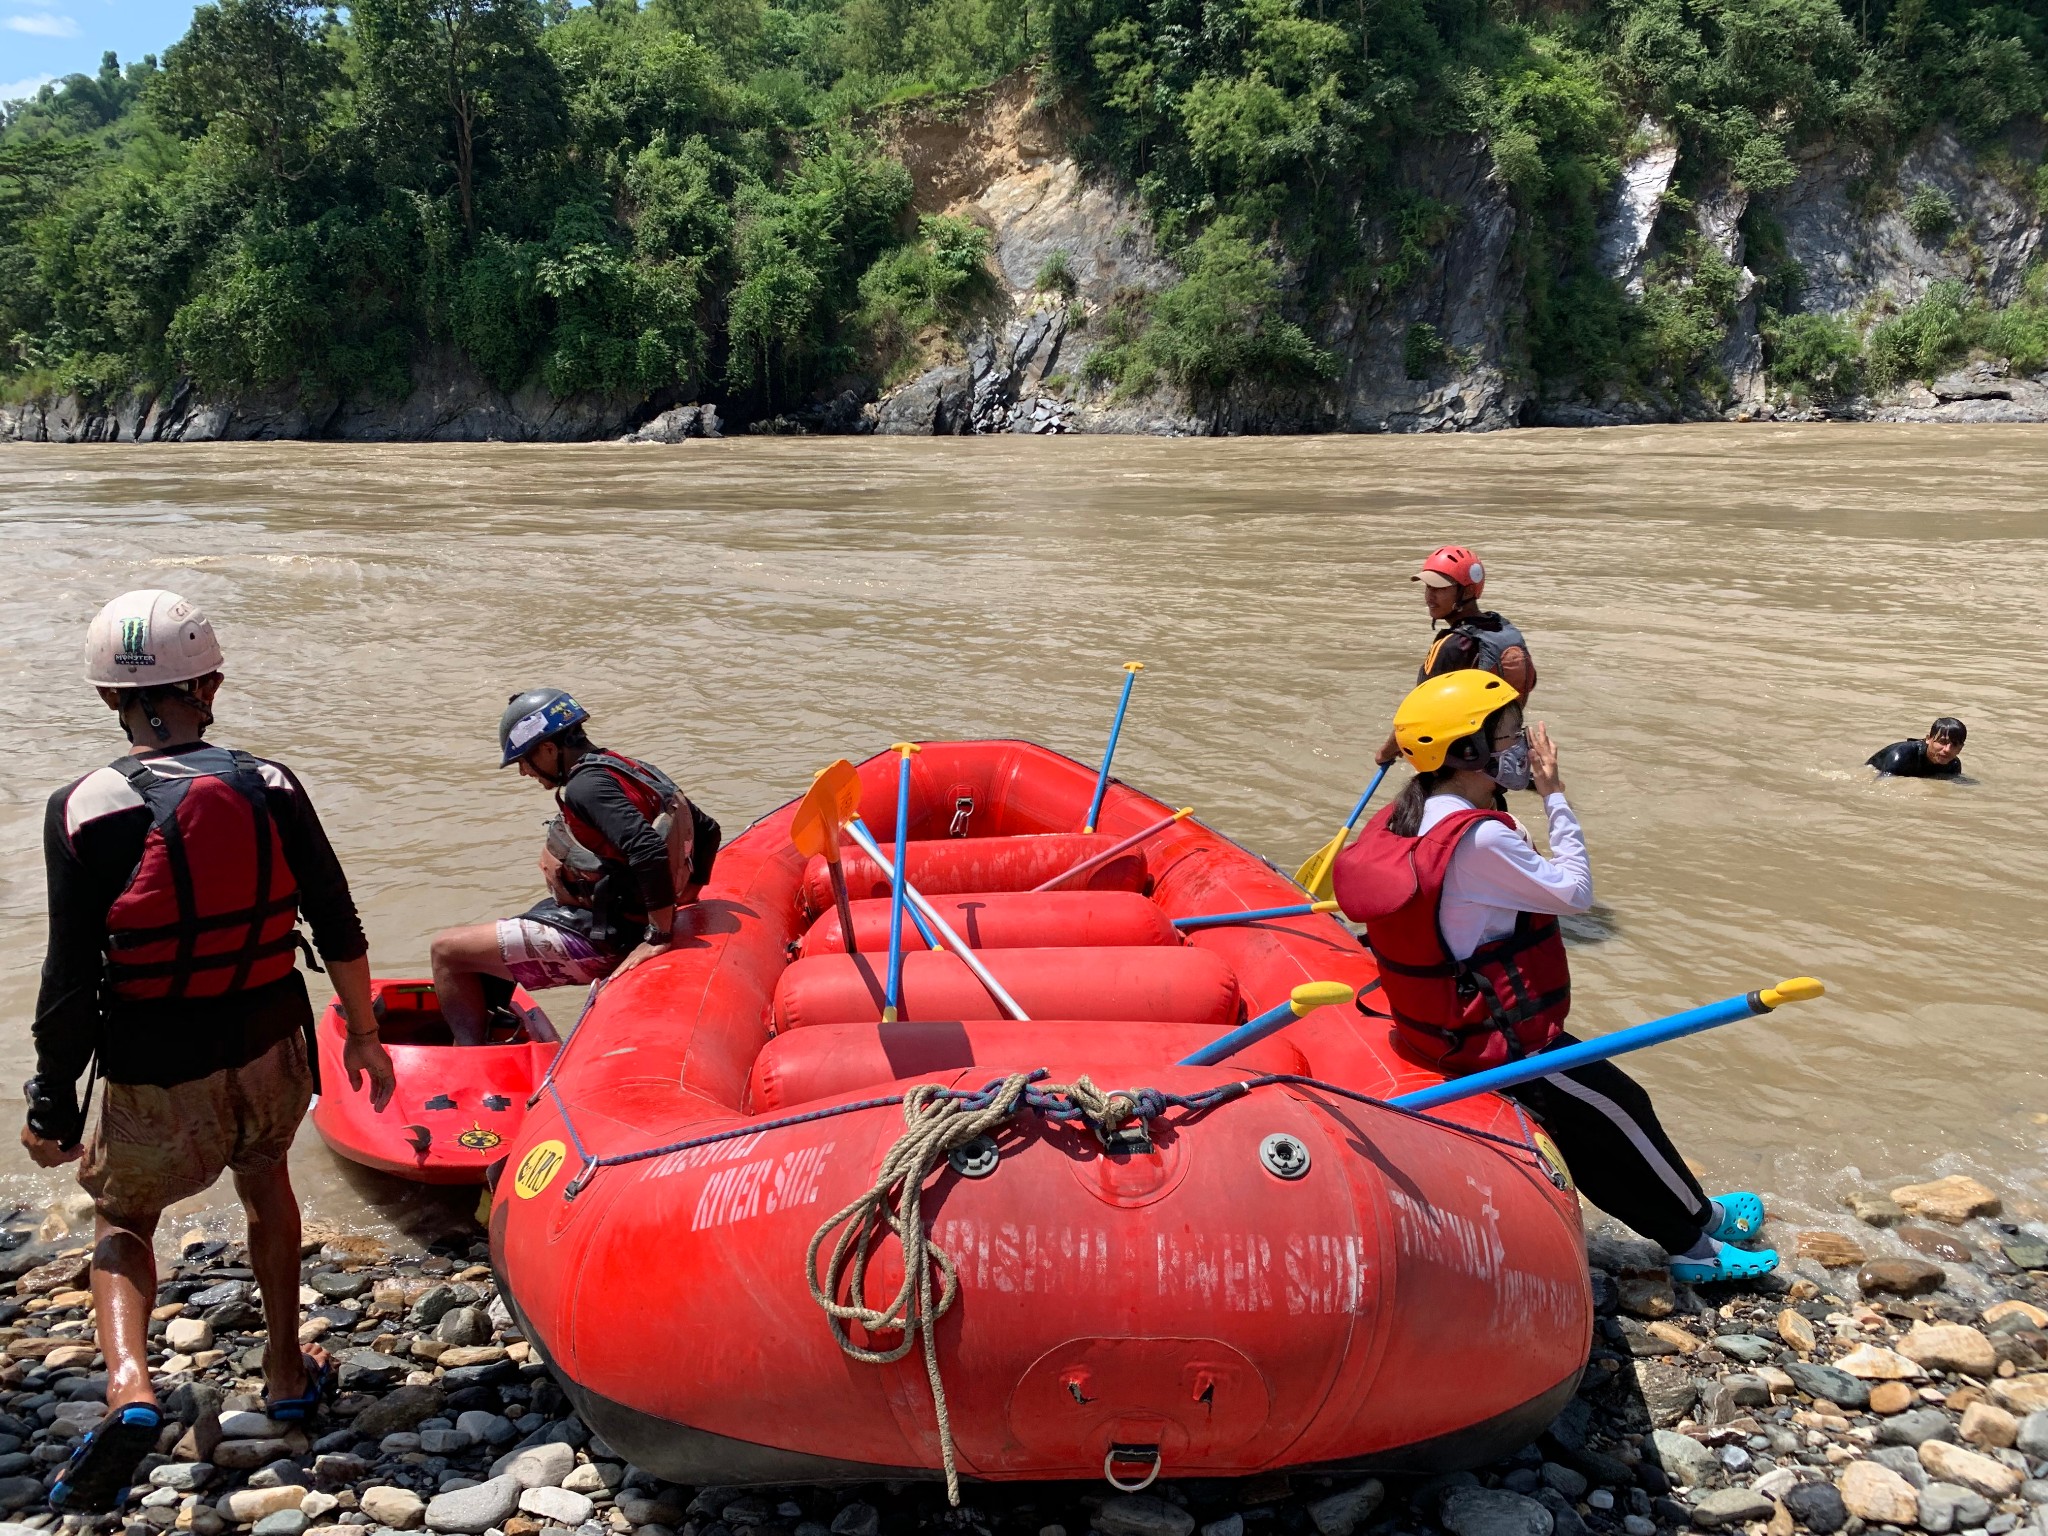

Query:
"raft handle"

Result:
[[1104, 1443, 1162, 1493]]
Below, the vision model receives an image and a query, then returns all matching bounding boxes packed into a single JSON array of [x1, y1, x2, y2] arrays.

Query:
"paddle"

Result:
[[1294, 763, 1392, 902], [792, 759, 865, 955], [1083, 661, 1145, 834], [882, 743, 919, 1024], [1385, 978, 1825, 1111], [1031, 807, 1191, 892], [1178, 982, 1357, 1066], [1173, 899, 1341, 931], [846, 818, 1032, 1021]]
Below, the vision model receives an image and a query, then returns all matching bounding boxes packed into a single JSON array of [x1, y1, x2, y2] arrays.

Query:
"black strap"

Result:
[[221, 750, 276, 993], [106, 931, 303, 982]]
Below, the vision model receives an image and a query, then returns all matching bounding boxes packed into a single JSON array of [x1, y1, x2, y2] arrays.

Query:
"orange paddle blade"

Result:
[[791, 759, 863, 859]]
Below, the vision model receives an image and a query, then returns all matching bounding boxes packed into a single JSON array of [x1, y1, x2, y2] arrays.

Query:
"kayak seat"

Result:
[[798, 890, 1179, 958], [801, 833, 1150, 912], [747, 1019, 1310, 1113], [771, 946, 1242, 1033]]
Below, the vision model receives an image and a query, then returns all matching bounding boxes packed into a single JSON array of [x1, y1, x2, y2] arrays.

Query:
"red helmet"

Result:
[[1413, 544, 1485, 599]]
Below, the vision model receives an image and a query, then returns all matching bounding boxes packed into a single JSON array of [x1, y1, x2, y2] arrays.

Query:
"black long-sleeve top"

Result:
[[34, 744, 366, 1111]]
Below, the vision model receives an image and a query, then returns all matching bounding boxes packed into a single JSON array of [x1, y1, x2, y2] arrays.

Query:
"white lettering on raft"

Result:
[[1389, 1180, 1581, 1328], [649, 1131, 769, 1180], [926, 1220, 1370, 1316], [689, 1142, 835, 1231]]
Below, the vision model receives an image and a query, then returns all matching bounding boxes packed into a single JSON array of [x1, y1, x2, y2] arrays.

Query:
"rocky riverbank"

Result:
[[0, 1168, 2044, 1536]]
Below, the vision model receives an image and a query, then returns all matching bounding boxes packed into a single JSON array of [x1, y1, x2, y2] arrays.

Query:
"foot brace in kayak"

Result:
[[265, 1352, 333, 1423], [1670, 1244, 1780, 1284], [1709, 1191, 1767, 1242], [51, 1402, 163, 1512]]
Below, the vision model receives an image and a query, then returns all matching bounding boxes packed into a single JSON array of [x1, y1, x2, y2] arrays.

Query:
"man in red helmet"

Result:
[[1377, 546, 1538, 767]]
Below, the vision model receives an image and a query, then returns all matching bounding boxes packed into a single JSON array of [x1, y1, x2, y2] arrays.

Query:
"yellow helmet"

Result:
[[1392, 670, 1522, 772]]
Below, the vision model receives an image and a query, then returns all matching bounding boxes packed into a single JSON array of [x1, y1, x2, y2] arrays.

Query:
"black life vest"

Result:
[[1331, 802, 1571, 1072], [554, 750, 695, 898], [102, 749, 302, 1002], [1421, 612, 1536, 691]]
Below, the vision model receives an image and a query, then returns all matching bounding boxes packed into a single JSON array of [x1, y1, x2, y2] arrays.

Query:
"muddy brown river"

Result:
[[1, 428, 2042, 1245]]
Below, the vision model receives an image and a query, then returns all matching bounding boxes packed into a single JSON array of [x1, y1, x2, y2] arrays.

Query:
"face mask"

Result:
[[1490, 737, 1533, 792]]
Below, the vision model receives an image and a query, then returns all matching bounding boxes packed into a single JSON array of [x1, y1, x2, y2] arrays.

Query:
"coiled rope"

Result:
[[803, 1072, 1148, 1504]]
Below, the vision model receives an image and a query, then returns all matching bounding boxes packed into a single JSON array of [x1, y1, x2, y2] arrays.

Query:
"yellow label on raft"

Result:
[[1532, 1131, 1574, 1191], [513, 1139, 569, 1199]]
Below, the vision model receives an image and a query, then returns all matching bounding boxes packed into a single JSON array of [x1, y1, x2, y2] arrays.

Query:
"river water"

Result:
[[2, 428, 2043, 1247]]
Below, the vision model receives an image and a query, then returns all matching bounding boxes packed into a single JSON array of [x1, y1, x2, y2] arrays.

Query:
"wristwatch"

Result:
[[644, 923, 673, 947]]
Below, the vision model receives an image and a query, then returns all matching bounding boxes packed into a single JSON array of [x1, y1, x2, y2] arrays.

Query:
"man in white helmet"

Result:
[[24, 590, 397, 1513]]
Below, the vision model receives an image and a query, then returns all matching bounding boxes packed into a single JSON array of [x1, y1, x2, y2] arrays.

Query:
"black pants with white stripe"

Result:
[[1501, 1034, 1715, 1255]]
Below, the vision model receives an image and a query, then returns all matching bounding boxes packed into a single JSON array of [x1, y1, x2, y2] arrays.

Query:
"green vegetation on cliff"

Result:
[[2, 0, 2043, 415]]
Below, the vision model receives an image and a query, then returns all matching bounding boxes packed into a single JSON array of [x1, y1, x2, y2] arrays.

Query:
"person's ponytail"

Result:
[[1386, 767, 1449, 836]]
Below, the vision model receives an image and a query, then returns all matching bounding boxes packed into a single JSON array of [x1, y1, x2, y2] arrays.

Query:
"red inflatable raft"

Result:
[[312, 980, 557, 1185], [492, 741, 1591, 1488]]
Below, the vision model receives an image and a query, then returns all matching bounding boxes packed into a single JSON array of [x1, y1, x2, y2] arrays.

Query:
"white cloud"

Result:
[[4, 11, 78, 33], [0, 74, 57, 102]]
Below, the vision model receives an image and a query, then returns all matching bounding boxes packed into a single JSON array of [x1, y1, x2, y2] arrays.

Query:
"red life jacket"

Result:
[[556, 750, 694, 897], [1331, 801, 1570, 1072], [102, 749, 303, 1003]]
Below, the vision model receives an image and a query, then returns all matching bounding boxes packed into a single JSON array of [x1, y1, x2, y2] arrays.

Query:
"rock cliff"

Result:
[[6, 80, 2044, 442]]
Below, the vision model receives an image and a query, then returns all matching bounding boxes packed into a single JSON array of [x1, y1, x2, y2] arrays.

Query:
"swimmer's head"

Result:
[[1926, 716, 1966, 765]]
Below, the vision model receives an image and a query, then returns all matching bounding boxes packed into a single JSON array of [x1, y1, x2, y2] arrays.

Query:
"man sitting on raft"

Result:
[[1377, 544, 1538, 768], [1868, 717, 1967, 779], [1334, 670, 1777, 1283], [429, 688, 720, 1044]]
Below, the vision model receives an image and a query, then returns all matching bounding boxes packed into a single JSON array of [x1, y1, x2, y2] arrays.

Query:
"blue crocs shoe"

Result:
[[1710, 1191, 1767, 1242], [1670, 1244, 1780, 1285]]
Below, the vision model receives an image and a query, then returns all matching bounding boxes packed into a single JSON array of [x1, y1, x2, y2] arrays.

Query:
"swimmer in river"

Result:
[[1868, 717, 1967, 779]]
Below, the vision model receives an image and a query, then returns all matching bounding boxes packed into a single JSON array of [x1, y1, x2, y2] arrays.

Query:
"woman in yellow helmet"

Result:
[[1333, 670, 1776, 1284]]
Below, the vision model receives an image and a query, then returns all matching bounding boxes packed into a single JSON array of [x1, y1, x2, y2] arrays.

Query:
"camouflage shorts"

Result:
[[79, 1033, 312, 1226]]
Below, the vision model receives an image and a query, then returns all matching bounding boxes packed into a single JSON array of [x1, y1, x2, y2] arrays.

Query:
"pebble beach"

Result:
[[0, 1173, 2043, 1536]]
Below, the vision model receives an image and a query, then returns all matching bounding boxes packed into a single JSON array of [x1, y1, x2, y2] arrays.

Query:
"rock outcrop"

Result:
[[7, 85, 2046, 442], [0, 349, 693, 445]]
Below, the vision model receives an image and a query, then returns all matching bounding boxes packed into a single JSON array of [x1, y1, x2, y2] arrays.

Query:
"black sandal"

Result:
[[50, 1402, 163, 1512]]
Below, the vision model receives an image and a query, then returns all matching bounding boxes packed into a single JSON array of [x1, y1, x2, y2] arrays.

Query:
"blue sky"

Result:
[[2, 0, 194, 104]]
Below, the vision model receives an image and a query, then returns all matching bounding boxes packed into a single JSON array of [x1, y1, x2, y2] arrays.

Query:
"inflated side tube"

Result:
[[771, 946, 1242, 1032], [748, 1018, 1312, 1111], [798, 890, 1180, 957], [801, 834, 1149, 911]]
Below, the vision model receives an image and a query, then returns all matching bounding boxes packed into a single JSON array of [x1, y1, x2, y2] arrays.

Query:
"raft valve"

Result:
[[1260, 1133, 1311, 1180]]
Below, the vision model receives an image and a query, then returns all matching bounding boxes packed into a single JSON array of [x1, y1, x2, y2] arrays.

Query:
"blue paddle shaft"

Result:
[[1084, 668, 1140, 833], [884, 753, 913, 1013], [1174, 903, 1323, 931], [1346, 764, 1392, 829], [1178, 999, 1301, 1067], [1388, 990, 1772, 1112]]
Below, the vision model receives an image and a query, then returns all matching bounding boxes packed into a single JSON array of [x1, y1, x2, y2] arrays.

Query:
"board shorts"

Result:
[[80, 1033, 312, 1226], [496, 917, 617, 991]]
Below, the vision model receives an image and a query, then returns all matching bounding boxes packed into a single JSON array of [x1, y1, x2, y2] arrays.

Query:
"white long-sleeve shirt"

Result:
[[1418, 792, 1594, 959]]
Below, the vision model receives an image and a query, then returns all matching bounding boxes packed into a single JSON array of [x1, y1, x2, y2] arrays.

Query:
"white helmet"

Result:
[[84, 589, 225, 688]]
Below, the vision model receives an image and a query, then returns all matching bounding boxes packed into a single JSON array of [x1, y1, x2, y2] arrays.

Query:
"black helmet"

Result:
[[499, 688, 589, 767]]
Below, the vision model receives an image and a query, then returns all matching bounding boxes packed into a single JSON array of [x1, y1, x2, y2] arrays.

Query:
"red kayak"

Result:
[[313, 980, 558, 1185], [492, 741, 1590, 1488]]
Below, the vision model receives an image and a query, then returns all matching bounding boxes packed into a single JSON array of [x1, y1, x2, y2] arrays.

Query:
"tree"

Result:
[[352, 0, 561, 235], [154, 0, 336, 178]]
